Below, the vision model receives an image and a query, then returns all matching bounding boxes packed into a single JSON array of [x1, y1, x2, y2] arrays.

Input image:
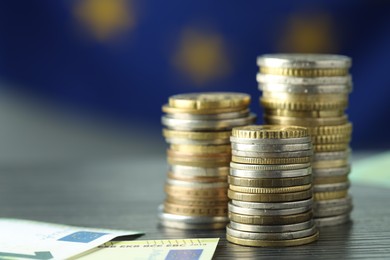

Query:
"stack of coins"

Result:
[[159, 92, 256, 229], [227, 125, 318, 247], [257, 54, 353, 227]]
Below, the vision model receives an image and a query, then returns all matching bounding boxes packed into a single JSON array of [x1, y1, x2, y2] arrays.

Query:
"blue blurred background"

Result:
[[0, 0, 389, 156]]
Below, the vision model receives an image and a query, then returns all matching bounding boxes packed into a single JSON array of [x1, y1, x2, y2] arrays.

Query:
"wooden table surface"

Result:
[[1, 155, 390, 259]]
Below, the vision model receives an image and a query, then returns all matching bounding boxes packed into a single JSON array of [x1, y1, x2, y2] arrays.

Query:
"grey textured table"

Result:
[[1, 155, 390, 259]]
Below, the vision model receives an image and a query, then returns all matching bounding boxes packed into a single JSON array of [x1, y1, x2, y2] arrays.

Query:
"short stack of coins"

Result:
[[257, 54, 353, 227], [159, 92, 256, 229], [226, 125, 318, 247]]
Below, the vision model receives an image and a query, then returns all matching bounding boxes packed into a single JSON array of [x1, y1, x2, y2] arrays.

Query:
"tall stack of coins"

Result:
[[257, 54, 353, 227], [226, 125, 318, 247], [159, 92, 256, 229]]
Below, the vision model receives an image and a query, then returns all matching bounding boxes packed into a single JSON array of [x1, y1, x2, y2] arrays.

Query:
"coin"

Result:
[[260, 97, 348, 111], [160, 219, 227, 230], [226, 231, 319, 247], [314, 213, 350, 227], [162, 104, 245, 115], [313, 204, 352, 218], [230, 220, 314, 233], [231, 142, 312, 152], [166, 179, 228, 189], [163, 202, 227, 216], [228, 202, 310, 216], [228, 189, 312, 202], [230, 167, 312, 179], [314, 195, 352, 208], [232, 125, 309, 139], [312, 150, 350, 161], [228, 175, 312, 187], [312, 166, 350, 177], [312, 159, 349, 168], [165, 196, 228, 207], [231, 198, 313, 210], [259, 82, 352, 94], [231, 155, 311, 165], [169, 165, 229, 177], [168, 92, 251, 110], [168, 172, 227, 183], [264, 109, 344, 118], [313, 182, 350, 192], [162, 113, 256, 131], [165, 185, 227, 198], [313, 143, 350, 152], [165, 109, 250, 120], [257, 54, 351, 69], [228, 210, 313, 225], [158, 205, 228, 224], [313, 190, 348, 201], [231, 149, 313, 158], [163, 129, 231, 141], [264, 114, 348, 127], [256, 73, 352, 85], [313, 175, 349, 185], [170, 144, 231, 154], [230, 136, 311, 145], [230, 162, 311, 171], [229, 184, 311, 194], [311, 134, 351, 144]]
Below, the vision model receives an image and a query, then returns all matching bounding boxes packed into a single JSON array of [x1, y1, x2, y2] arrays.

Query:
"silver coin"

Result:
[[159, 219, 227, 230], [161, 113, 256, 131], [232, 149, 313, 158], [313, 149, 351, 161], [314, 195, 352, 209], [169, 165, 229, 177], [230, 136, 311, 145], [166, 179, 228, 188], [165, 137, 230, 145], [259, 83, 352, 94], [313, 182, 350, 192], [314, 213, 350, 227], [165, 109, 250, 120], [158, 205, 228, 224], [230, 167, 311, 179], [226, 224, 317, 240], [230, 162, 311, 171], [257, 54, 351, 68], [230, 220, 314, 233], [231, 142, 312, 152], [257, 73, 352, 85], [228, 202, 310, 216], [312, 166, 350, 177], [231, 198, 313, 210], [313, 204, 353, 218]]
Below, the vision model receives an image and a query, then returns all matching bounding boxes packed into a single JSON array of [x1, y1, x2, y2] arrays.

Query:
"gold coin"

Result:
[[167, 149, 230, 158], [230, 162, 311, 171], [260, 66, 348, 77], [313, 190, 348, 201], [229, 184, 312, 194], [313, 143, 350, 152], [163, 129, 231, 140], [265, 109, 344, 118], [313, 175, 349, 185], [262, 92, 348, 102], [226, 231, 319, 247], [228, 175, 312, 187], [168, 173, 227, 183], [170, 144, 231, 154], [312, 159, 349, 169], [168, 92, 250, 110], [232, 125, 308, 139], [162, 104, 245, 114], [264, 115, 348, 127], [228, 189, 312, 202], [163, 202, 227, 216], [168, 158, 229, 167], [231, 155, 311, 165], [165, 196, 228, 206], [165, 185, 227, 198], [311, 134, 351, 144], [260, 98, 348, 111], [228, 211, 313, 225], [307, 123, 352, 135]]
